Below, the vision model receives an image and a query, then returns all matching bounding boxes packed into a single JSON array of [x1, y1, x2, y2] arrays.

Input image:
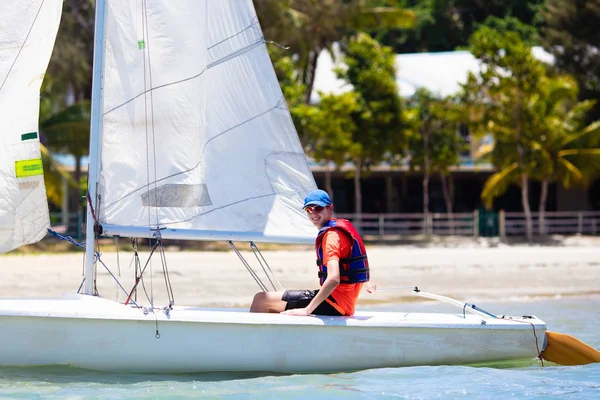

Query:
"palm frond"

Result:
[[40, 145, 79, 187], [558, 148, 600, 157], [557, 157, 584, 184], [563, 100, 597, 131], [481, 162, 519, 209], [352, 7, 415, 30], [559, 120, 600, 148]]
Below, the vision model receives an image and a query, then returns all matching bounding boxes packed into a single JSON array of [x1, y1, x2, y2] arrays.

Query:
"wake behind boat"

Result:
[[0, 0, 598, 373]]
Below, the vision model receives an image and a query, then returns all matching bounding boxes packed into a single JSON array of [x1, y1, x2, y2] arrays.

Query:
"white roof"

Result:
[[311, 46, 554, 101]]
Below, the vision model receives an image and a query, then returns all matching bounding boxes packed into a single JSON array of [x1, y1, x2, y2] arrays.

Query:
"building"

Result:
[[309, 47, 598, 214]]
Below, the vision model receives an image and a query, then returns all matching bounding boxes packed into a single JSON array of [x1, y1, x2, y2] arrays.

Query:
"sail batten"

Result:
[[97, 0, 318, 243]]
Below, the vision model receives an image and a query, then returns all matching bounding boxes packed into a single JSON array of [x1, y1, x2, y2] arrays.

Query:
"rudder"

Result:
[[541, 331, 600, 366]]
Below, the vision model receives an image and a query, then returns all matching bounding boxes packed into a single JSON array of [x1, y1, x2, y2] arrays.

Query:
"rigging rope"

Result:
[[46, 228, 139, 308], [229, 241, 269, 292], [250, 242, 282, 291]]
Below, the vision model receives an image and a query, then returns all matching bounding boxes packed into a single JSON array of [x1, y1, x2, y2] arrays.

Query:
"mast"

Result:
[[83, 0, 108, 295]]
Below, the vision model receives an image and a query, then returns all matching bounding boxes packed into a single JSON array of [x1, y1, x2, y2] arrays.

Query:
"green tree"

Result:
[[463, 26, 546, 240], [406, 89, 466, 233], [527, 77, 600, 234], [377, 0, 544, 53], [295, 92, 361, 196], [541, 0, 600, 122], [339, 34, 405, 215], [298, 34, 405, 219], [40, 100, 91, 214], [255, 0, 414, 104], [40, 144, 79, 209], [46, 0, 95, 103], [38, 79, 82, 210]]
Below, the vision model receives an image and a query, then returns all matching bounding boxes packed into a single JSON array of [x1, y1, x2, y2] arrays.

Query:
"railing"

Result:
[[336, 212, 478, 237], [337, 210, 600, 238], [50, 210, 600, 241], [501, 210, 600, 237], [49, 211, 85, 240]]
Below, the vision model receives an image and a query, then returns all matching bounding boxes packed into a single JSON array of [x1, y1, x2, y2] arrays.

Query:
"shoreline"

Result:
[[1, 243, 598, 308]]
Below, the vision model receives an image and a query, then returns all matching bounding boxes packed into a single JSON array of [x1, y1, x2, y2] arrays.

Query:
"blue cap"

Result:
[[303, 189, 332, 209]]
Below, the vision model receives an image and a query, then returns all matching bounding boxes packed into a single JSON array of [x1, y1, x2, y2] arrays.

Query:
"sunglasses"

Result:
[[305, 205, 326, 213]]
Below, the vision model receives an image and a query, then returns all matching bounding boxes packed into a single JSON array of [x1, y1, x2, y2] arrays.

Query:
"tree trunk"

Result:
[[520, 172, 533, 240], [539, 179, 549, 236], [423, 128, 430, 236], [354, 160, 362, 233], [324, 169, 333, 201], [514, 90, 532, 241], [440, 172, 454, 234], [303, 50, 320, 105]]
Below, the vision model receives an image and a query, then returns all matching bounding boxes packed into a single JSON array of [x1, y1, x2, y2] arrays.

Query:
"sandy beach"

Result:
[[1, 238, 598, 308]]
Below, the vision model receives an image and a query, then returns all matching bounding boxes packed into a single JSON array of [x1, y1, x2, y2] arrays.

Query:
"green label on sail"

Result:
[[21, 132, 38, 141], [15, 158, 43, 178], [138, 40, 145, 49]]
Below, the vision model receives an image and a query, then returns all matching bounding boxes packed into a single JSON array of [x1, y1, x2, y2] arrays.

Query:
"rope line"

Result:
[[250, 242, 281, 291], [229, 241, 269, 292], [47, 229, 139, 307]]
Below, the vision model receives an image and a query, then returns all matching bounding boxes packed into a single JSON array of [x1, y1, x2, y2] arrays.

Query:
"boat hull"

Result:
[[0, 295, 545, 373]]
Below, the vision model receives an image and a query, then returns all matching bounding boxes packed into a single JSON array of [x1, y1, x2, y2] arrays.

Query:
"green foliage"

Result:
[[541, 0, 600, 121], [295, 92, 361, 165], [337, 34, 405, 170], [480, 16, 538, 46], [465, 24, 600, 210], [269, 46, 306, 108], [296, 34, 405, 174], [405, 89, 466, 174], [376, 0, 545, 53], [529, 77, 600, 189], [40, 100, 91, 160], [463, 25, 544, 210], [255, 0, 415, 103], [45, 0, 95, 103], [40, 100, 91, 212], [40, 144, 79, 208]]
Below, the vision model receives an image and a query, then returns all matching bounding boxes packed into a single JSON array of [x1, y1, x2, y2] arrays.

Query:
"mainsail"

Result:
[[96, 0, 318, 243], [0, 0, 63, 253]]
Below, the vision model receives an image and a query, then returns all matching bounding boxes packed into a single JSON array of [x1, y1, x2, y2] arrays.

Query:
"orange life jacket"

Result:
[[315, 219, 369, 285]]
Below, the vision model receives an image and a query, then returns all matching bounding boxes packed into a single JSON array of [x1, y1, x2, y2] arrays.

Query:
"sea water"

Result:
[[0, 297, 598, 399]]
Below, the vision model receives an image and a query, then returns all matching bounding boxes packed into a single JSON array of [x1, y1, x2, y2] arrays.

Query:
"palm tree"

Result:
[[528, 77, 600, 234], [479, 77, 600, 235], [40, 144, 79, 209], [465, 26, 547, 240], [40, 100, 91, 216]]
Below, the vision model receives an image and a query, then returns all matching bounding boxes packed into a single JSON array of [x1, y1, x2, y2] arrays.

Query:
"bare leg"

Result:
[[249, 291, 287, 313]]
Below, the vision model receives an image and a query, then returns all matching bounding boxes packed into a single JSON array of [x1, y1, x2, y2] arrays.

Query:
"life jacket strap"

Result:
[[340, 255, 368, 265], [318, 267, 370, 278], [316, 254, 367, 266]]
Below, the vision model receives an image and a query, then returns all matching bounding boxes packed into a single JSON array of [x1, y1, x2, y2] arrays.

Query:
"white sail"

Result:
[[0, 0, 62, 253], [97, 0, 317, 243]]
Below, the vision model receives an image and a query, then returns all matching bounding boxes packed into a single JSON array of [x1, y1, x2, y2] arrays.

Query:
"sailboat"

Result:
[[1, 0, 598, 373]]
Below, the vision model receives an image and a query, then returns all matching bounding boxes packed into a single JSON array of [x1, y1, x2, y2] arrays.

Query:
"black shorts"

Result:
[[281, 290, 343, 316]]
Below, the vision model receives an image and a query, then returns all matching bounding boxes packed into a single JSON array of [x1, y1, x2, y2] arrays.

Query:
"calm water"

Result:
[[0, 297, 598, 399]]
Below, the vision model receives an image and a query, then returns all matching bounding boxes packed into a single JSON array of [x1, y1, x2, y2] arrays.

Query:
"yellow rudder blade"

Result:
[[541, 331, 600, 366]]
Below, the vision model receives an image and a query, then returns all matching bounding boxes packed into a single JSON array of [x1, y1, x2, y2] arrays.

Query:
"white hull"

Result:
[[0, 294, 545, 373]]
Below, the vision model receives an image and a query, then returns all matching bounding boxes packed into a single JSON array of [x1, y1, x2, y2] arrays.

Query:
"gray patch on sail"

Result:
[[141, 184, 211, 208]]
